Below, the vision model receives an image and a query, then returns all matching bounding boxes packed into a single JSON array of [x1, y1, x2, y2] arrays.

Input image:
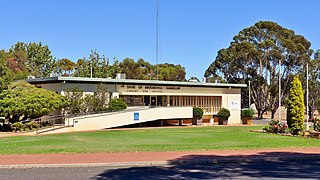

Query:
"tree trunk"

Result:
[[10, 114, 21, 123], [271, 109, 276, 120], [259, 110, 266, 119], [257, 110, 262, 119]]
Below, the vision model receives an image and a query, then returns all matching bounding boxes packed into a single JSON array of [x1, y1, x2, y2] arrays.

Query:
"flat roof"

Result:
[[27, 77, 247, 88]]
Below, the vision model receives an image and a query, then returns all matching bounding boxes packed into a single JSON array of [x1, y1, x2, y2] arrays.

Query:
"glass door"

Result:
[[151, 96, 157, 106]]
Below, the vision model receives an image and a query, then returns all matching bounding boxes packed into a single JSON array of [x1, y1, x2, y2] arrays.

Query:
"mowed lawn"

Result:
[[1, 126, 320, 155]]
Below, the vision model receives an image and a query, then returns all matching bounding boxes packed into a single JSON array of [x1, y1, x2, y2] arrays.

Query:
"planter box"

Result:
[[218, 117, 228, 125], [241, 117, 252, 125], [192, 118, 203, 126], [309, 131, 320, 139]]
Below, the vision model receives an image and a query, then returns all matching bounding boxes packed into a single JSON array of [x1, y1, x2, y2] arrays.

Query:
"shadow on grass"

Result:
[[91, 152, 320, 179]]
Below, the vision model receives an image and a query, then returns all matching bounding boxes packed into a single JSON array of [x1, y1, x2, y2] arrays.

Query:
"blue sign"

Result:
[[134, 112, 139, 121]]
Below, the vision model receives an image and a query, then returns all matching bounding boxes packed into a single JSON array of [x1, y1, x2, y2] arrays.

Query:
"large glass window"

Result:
[[120, 95, 143, 106]]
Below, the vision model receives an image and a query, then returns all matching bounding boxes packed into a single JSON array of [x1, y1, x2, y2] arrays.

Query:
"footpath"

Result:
[[1, 148, 320, 168]]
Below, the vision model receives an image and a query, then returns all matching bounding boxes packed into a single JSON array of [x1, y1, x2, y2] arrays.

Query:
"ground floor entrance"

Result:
[[120, 95, 167, 107], [119, 95, 222, 114]]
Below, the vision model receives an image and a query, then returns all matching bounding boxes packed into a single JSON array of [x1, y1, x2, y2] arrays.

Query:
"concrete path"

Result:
[[1, 148, 320, 168]]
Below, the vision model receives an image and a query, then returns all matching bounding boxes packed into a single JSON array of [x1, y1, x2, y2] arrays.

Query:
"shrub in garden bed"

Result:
[[10, 122, 24, 132], [263, 119, 288, 134], [314, 118, 320, 132], [108, 98, 128, 111], [10, 121, 40, 132]]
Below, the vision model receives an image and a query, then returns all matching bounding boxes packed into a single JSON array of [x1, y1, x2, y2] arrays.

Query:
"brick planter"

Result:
[[309, 131, 320, 139]]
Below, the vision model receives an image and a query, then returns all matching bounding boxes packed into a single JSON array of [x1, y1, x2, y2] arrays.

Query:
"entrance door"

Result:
[[144, 96, 150, 106], [151, 96, 157, 106]]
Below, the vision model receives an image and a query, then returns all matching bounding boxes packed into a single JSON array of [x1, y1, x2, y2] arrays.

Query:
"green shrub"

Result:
[[108, 98, 128, 111], [314, 118, 320, 132], [217, 108, 230, 118], [241, 108, 255, 118], [10, 122, 24, 132], [263, 119, 288, 134], [286, 76, 304, 135], [193, 107, 204, 119], [289, 127, 303, 135], [24, 121, 40, 131]]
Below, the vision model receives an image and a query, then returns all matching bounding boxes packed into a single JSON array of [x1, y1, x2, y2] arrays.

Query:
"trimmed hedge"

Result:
[[241, 109, 255, 118], [217, 108, 230, 118], [193, 107, 204, 119]]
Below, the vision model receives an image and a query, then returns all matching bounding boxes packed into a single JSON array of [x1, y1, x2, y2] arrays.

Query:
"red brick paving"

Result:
[[1, 148, 320, 165]]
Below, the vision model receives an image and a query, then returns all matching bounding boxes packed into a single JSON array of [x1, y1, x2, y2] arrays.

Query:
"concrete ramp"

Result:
[[65, 106, 193, 131]]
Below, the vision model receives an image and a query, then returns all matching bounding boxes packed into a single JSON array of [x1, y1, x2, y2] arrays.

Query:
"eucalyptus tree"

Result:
[[205, 21, 313, 119], [0, 56, 13, 92], [26, 42, 55, 77], [304, 49, 320, 119], [55, 58, 76, 76], [75, 50, 110, 78]]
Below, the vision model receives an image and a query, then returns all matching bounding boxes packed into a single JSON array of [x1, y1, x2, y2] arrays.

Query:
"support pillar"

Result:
[[111, 92, 120, 99]]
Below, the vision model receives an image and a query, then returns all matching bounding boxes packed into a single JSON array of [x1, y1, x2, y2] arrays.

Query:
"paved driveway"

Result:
[[252, 118, 271, 125]]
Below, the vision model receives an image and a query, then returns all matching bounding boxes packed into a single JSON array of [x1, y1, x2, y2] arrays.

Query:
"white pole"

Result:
[[248, 80, 251, 108], [279, 59, 281, 121], [90, 61, 93, 78], [306, 62, 309, 130], [156, 0, 159, 80]]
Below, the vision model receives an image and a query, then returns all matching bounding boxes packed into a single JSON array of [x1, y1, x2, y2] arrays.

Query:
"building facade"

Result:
[[27, 77, 246, 124]]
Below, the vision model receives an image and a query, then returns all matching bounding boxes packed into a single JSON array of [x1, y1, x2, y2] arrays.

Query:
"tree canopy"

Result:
[[303, 49, 320, 119], [0, 42, 56, 80], [0, 55, 13, 92], [205, 21, 313, 119], [0, 81, 68, 123]]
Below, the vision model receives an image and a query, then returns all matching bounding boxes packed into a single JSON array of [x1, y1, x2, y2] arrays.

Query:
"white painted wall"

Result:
[[222, 88, 241, 124], [37, 82, 242, 124], [68, 106, 193, 131]]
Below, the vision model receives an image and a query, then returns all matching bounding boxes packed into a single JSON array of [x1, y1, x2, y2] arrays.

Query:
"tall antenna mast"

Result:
[[156, 0, 159, 80]]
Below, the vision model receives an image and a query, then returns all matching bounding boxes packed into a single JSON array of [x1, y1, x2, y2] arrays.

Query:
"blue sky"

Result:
[[1, 0, 319, 79]]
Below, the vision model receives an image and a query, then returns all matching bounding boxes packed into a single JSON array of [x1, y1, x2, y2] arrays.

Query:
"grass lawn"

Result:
[[1, 126, 320, 155]]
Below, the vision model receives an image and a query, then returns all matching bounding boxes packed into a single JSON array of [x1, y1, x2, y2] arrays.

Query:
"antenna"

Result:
[[156, 0, 159, 80]]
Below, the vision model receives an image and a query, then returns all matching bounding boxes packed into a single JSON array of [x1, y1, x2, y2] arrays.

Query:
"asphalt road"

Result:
[[1, 159, 320, 180], [252, 118, 271, 125]]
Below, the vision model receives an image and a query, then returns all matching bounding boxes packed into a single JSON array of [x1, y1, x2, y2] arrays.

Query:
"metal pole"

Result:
[[278, 59, 281, 121], [306, 62, 309, 130], [156, 0, 159, 80], [248, 80, 251, 108]]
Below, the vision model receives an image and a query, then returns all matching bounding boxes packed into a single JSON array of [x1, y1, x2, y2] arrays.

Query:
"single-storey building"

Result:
[[27, 77, 246, 124]]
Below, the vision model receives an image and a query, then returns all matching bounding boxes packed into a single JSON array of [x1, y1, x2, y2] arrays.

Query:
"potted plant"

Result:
[[193, 107, 204, 126], [217, 108, 230, 125], [241, 108, 255, 125]]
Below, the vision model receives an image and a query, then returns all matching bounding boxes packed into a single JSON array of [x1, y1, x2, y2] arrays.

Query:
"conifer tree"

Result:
[[286, 76, 305, 134]]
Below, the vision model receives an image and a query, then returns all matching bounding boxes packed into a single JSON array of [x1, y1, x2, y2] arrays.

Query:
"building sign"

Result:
[[134, 112, 139, 121], [229, 101, 240, 110], [119, 85, 180, 94]]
